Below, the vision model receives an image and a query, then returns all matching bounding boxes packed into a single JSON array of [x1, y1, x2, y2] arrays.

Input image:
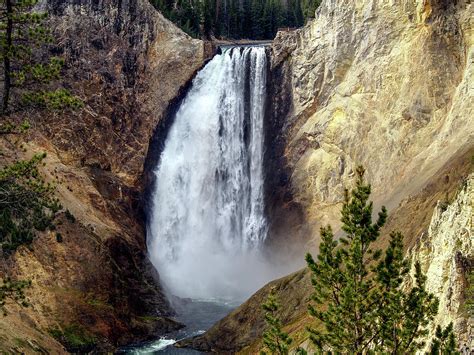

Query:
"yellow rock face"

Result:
[[272, 0, 474, 239], [266, 0, 474, 349], [408, 174, 474, 349]]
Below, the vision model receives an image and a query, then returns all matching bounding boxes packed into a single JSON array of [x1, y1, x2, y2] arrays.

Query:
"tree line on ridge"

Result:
[[150, 0, 322, 39]]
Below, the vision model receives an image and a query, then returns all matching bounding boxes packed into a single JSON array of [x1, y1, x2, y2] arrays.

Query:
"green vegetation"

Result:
[[260, 290, 292, 355], [305, 166, 458, 353], [0, 0, 82, 113], [428, 323, 460, 355], [64, 209, 75, 223], [0, 0, 81, 319], [150, 0, 321, 39], [0, 119, 29, 134], [0, 152, 60, 252], [0, 129, 59, 316], [0, 277, 30, 315], [85, 297, 114, 312], [48, 324, 96, 352]]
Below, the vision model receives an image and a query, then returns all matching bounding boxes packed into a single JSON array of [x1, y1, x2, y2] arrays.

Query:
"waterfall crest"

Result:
[[147, 47, 271, 300]]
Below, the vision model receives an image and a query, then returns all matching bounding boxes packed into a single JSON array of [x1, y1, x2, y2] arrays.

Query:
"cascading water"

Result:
[[147, 46, 274, 301]]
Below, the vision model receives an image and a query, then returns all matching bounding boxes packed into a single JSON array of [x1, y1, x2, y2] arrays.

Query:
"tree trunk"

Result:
[[2, 0, 13, 114]]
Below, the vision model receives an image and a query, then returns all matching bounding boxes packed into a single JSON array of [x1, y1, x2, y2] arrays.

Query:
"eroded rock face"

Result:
[[408, 174, 473, 349], [267, 0, 474, 346], [179, 269, 313, 353], [39, 0, 206, 186], [0, 0, 209, 352], [269, 0, 473, 240]]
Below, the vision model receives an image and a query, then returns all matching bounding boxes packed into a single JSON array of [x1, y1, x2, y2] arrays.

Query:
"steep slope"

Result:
[[0, 0, 209, 352], [269, 0, 473, 243], [408, 174, 473, 349]]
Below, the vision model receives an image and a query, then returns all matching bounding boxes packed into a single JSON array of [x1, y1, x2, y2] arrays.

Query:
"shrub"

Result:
[[49, 324, 96, 352]]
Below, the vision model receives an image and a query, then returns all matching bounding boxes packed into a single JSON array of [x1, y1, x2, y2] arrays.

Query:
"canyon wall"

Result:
[[269, 0, 473, 245], [408, 174, 473, 349], [0, 0, 208, 352]]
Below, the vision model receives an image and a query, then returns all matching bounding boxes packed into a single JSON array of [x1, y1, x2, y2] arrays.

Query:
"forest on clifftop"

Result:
[[150, 0, 321, 38]]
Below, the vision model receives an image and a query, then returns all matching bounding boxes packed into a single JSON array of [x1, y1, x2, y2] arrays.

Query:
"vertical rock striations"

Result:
[[268, 0, 473, 241], [408, 174, 473, 349], [40, 0, 206, 186]]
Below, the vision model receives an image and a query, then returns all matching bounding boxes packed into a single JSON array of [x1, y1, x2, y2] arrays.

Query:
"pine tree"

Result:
[[260, 290, 292, 355], [301, 0, 320, 21], [305, 166, 457, 353], [428, 323, 460, 355], [251, 0, 265, 39], [0, 277, 30, 315], [1, 0, 46, 112], [0, 152, 61, 252], [201, 0, 214, 38], [0, 0, 81, 113], [150, 0, 311, 40], [287, 0, 304, 27]]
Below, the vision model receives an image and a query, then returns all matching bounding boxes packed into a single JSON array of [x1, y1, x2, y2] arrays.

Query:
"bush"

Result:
[[22, 89, 83, 110], [0, 278, 31, 315], [64, 209, 75, 223], [49, 324, 96, 352]]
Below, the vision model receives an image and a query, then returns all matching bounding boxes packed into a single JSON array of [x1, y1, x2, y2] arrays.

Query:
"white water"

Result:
[[147, 47, 274, 301]]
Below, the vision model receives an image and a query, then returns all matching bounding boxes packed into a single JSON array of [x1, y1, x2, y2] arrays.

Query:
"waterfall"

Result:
[[147, 47, 271, 301]]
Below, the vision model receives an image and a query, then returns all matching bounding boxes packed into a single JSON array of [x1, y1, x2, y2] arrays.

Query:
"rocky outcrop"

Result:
[[179, 269, 313, 352], [39, 0, 206, 186], [0, 0, 209, 352], [269, 0, 473, 242], [408, 174, 473, 350]]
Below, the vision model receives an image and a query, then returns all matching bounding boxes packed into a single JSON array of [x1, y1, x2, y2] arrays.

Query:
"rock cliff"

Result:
[[269, 0, 473, 242], [408, 174, 473, 350], [0, 0, 208, 352]]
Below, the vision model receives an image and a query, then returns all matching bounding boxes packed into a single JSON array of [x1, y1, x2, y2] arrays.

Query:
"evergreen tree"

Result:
[[241, 0, 253, 39], [305, 167, 458, 353], [250, 0, 265, 39], [287, 0, 304, 27], [428, 323, 460, 355], [301, 0, 320, 20], [0, 277, 30, 315], [262, 0, 273, 38], [227, 0, 239, 38], [201, 0, 214, 38], [0, 0, 81, 112], [150, 0, 315, 40], [260, 290, 292, 355], [0, 151, 60, 252]]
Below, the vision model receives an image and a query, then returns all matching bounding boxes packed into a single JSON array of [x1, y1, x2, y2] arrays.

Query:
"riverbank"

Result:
[[118, 300, 236, 354]]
